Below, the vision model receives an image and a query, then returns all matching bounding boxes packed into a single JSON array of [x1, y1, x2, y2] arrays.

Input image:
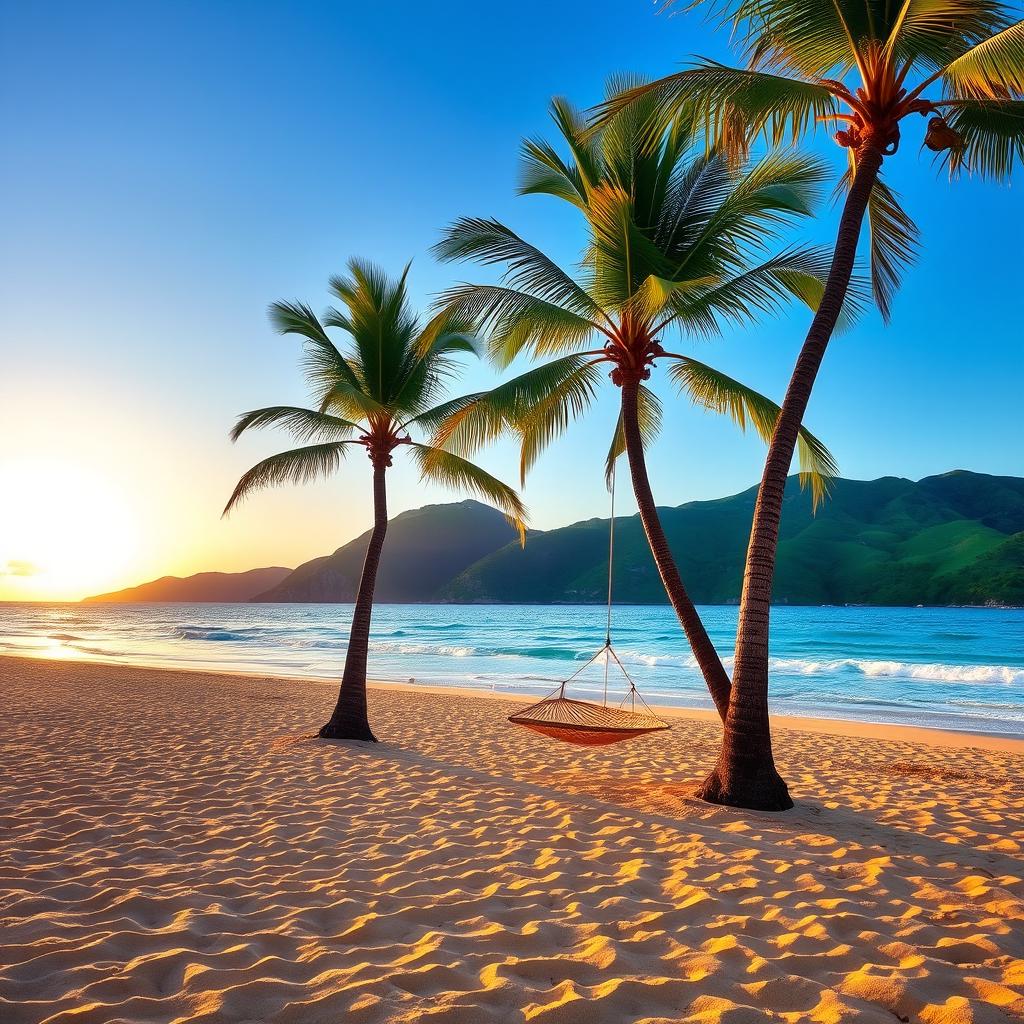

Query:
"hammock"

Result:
[[508, 461, 670, 746], [508, 646, 670, 745]]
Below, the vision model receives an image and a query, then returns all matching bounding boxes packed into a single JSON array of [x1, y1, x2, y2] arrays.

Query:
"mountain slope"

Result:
[[442, 471, 1024, 606], [82, 472, 1023, 607], [253, 500, 522, 602], [83, 567, 291, 603]]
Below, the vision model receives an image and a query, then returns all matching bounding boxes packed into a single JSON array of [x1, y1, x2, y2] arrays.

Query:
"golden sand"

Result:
[[1, 654, 1022, 1023]]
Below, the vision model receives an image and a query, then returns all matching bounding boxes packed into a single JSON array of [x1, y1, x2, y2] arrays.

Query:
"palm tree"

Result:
[[432, 87, 839, 723], [598, 1, 1024, 809], [224, 260, 526, 741]]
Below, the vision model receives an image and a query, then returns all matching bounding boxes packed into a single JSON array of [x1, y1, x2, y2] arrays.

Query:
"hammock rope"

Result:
[[508, 458, 670, 745]]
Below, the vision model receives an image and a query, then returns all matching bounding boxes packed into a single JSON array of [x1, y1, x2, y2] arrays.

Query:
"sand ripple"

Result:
[[1, 657, 1022, 1023]]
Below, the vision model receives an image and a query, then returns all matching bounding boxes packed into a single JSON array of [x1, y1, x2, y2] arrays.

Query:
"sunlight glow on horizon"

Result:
[[0, 459, 142, 602]]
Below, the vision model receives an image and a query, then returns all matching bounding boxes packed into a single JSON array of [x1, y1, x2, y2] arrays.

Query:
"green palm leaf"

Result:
[[939, 97, 1024, 177], [692, 150, 829, 255], [317, 380, 390, 421], [433, 282, 601, 367], [721, 0, 871, 77], [230, 261, 522, 529], [429, 354, 603, 459], [513, 359, 606, 483], [593, 63, 839, 162], [941, 19, 1024, 99], [668, 356, 838, 507], [432, 218, 602, 317], [229, 406, 361, 444], [660, 247, 844, 336], [410, 443, 528, 542], [415, 309, 482, 361], [519, 96, 600, 206], [223, 442, 355, 515], [586, 182, 673, 306], [268, 300, 367, 402], [835, 164, 920, 322], [326, 258, 418, 407], [605, 385, 663, 487], [400, 391, 485, 434]]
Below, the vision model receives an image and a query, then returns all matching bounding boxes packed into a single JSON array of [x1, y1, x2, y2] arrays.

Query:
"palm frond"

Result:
[[605, 385, 663, 487], [514, 359, 607, 483], [434, 283, 600, 367], [592, 63, 838, 164], [880, 1, 1010, 72], [520, 136, 591, 207], [699, 149, 829, 250], [401, 391, 487, 434], [519, 96, 600, 206], [668, 355, 838, 508], [939, 97, 1024, 178], [317, 380, 390, 421], [415, 306, 482, 359], [410, 443, 528, 543], [660, 247, 847, 337], [430, 354, 603, 460], [268, 300, 366, 402], [633, 273, 721, 321], [223, 442, 354, 516], [664, 149, 829, 288], [326, 259, 419, 406], [941, 19, 1024, 99], [229, 406, 361, 444], [586, 182, 672, 307], [723, 0, 871, 78], [433, 217, 601, 318], [835, 162, 920, 322]]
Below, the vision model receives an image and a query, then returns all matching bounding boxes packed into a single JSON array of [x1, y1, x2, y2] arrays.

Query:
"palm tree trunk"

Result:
[[620, 377, 732, 720], [319, 459, 389, 741], [698, 146, 885, 811]]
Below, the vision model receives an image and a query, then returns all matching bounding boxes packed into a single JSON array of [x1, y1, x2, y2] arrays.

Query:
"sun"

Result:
[[0, 458, 141, 601]]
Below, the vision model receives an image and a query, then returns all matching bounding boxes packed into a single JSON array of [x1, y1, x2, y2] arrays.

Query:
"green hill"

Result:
[[238, 471, 1023, 606], [441, 471, 1024, 607], [253, 500, 522, 602], [83, 567, 292, 603]]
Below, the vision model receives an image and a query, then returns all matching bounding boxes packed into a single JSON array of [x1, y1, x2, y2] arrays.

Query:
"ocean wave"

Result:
[[175, 626, 253, 642], [370, 640, 477, 658], [765, 657, 1024, 685]]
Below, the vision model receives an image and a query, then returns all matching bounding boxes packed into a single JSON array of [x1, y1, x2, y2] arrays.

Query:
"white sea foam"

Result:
[[766, 657, 1024, 685], [614, 649, 1024, 686], [370, 640, 477, 658]]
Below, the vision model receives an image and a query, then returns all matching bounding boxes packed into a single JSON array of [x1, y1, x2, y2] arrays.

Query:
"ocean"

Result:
[[1, 602, 1021, 736]]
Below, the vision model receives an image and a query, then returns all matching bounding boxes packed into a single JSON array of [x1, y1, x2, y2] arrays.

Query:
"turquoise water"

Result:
[[1, 602, 1022, 735]]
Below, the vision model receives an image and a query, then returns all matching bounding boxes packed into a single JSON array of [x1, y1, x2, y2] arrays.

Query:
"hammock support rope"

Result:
[[508, 461, 670, 746]]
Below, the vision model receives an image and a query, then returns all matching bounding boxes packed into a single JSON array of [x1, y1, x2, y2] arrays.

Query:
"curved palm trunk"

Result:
[[620, 378, 732, 720], [698, 146, 884, 811], [319, 459, 388, 742]]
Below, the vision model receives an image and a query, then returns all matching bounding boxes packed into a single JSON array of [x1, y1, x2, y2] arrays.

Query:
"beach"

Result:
[[2, 654, 1023, 1023]]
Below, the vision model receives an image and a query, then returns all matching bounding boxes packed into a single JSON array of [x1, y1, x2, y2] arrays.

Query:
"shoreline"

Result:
[[3, 651, 1022, 753]]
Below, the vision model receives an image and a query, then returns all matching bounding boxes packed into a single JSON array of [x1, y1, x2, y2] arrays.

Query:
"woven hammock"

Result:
[[509, 694, 669, 746], [507, 462, 670, 746]]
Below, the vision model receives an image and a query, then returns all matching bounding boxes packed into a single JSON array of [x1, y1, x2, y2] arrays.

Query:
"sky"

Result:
[[1, 0, 1022, 601]]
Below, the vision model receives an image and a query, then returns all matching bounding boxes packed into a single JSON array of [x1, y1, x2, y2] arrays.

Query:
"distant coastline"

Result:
[[71, 470, 1024, 610]]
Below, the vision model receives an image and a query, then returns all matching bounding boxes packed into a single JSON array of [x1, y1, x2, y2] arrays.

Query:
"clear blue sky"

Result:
[[1, 1, 1022, 596]]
